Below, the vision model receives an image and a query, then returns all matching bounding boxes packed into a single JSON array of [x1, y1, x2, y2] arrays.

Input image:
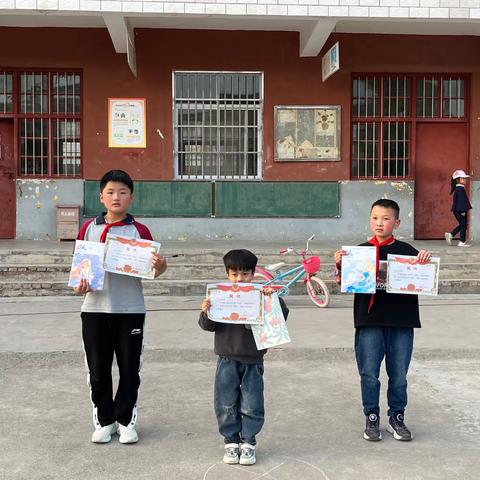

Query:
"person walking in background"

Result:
[[445, 170, 472, 248]]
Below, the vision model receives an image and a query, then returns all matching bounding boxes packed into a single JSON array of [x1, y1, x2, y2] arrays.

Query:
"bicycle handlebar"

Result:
[[279, 236, 315, 257]]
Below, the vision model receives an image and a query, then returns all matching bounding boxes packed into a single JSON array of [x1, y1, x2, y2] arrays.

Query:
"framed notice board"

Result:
[[275, 106, 341, 162]]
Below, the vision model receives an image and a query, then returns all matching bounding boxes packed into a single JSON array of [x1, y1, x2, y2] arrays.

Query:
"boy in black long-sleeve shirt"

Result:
[[335, 199, 431, 442], [199, 249, 288, 466]]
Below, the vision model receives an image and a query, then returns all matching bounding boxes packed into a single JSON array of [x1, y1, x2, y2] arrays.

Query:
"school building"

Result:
[[0, 2, 479, 241]]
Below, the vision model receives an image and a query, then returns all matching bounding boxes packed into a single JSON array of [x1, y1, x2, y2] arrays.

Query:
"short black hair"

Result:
[[100, 170, 134, 193], [370, 198, 400, 219], [223, 249, 258, 273]]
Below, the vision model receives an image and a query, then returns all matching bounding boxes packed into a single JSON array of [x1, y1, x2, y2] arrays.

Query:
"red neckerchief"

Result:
[[367, 235, 395, 313], [99, 219, 127, 243]]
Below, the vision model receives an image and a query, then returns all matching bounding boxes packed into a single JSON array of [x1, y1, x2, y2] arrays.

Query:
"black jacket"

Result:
[[199, 297, 289, 364], [451, 185, 472, 213]]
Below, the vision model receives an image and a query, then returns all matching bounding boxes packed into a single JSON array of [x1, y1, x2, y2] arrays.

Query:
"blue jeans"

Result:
[[214, 357, 265, 445], [354, 327, 414, 417]]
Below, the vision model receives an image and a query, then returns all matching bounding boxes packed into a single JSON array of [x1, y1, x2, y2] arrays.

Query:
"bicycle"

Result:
[[253, 235, 330, 308]]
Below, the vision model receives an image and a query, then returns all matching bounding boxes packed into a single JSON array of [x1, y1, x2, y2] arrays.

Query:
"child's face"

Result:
[[100, 181, 133, 216], [458, 177, 468, 185], [227, 268, 254, 283], [369, 206, 400, 241]]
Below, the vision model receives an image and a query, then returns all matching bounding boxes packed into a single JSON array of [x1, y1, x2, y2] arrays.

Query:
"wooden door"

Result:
[[415, 123, 468, 239], [0, 119, 15, 238]]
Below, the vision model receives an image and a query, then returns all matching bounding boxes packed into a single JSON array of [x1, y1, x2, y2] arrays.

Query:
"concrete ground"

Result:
[[1, 294, 480, 480]]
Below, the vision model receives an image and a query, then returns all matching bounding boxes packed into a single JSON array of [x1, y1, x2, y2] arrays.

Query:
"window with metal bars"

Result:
[[416, 76, 465, 118], [7, 70, 82, 177], [0, 73, 13, 113], [173, 72, 263, 180], [352, 74, 466, 179], [352, 75, 410, 179]]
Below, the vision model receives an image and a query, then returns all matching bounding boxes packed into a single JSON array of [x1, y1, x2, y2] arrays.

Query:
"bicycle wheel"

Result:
[[306, 275, 330, 308], [253, 267, 274, 284]]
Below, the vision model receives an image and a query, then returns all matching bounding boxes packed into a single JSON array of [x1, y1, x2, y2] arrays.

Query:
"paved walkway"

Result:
[[1, 294, 480, 479]]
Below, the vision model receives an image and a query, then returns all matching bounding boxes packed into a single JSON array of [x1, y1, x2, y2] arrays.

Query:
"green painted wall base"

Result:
[[84, 181, 339, 218]]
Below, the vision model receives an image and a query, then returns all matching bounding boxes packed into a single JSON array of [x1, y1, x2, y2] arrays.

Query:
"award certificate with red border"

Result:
[[386, 255, 440, 296], [206, 282, 264, 324], [104, 233, 160, 279]]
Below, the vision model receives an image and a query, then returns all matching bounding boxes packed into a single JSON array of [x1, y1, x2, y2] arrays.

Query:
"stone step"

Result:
[[1, 278, 479, 297], [2, 248, 480, 265], [2, 261, 479, 282]]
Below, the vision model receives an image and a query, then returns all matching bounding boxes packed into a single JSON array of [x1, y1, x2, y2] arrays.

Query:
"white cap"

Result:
[[452, 169, 470, 179]]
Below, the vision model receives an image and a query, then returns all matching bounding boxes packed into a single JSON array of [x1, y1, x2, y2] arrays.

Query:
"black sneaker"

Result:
[[364, 413, 382, 441], [387, 413, 413, 441]]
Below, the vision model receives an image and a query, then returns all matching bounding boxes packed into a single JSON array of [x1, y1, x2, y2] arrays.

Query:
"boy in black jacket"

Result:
[[335, 199, 431, 442], [199, 249, 289, 465]]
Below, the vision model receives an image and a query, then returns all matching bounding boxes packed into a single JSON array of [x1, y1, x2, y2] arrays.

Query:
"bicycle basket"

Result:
[[303, 256, 320, 274]]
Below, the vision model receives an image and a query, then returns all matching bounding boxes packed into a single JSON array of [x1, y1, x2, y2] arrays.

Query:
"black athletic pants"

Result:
[[81, 312, 145, 428]]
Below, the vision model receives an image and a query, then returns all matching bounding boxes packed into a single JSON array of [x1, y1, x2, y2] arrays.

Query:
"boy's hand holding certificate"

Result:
[[206, 283, 264, 324], [104, 234, 161, 279]]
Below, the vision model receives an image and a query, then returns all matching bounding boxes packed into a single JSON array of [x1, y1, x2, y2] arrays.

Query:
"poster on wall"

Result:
[[108, 98, 146, 148], [322, 41, 340, 82], [275, 106, 341, 161]]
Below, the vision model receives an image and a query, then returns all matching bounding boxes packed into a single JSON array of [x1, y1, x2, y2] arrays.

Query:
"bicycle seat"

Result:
[[264, 262, 285, 272]]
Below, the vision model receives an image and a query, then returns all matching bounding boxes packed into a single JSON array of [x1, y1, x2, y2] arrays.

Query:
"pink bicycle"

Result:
[[254, 235, 330, 308]]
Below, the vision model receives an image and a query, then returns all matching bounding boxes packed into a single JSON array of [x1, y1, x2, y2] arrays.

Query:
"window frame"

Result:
[[351, 73, 469, 180], [0, 68, 83, 179], [172, 70, 264, 181]]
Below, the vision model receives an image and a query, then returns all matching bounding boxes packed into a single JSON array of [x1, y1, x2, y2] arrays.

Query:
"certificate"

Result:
[[104, 234, 160, 279], [251, 293, 291, 350], [68, 240, 105, 291], [206, 283, 264, 324], [386, 255, 440, 296], [341, 246, 377, 294]]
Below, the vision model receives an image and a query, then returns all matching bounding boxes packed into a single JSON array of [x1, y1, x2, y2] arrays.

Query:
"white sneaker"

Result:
[[445, 232, 452, 246], [117, 424, 139, 444], [91, 422, 117, 443], [239, 443, 256, 465], [458, 241, 471, 248], [222, 443, 240, 464]]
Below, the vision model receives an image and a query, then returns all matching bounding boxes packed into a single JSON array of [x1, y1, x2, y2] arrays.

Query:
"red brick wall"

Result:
[[0, 27, 479, 180]]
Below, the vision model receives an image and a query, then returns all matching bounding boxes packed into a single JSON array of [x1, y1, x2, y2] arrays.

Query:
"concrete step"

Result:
[[2, 261, 480, 282], [2, 247, 480, 265], [1, 278, 479, 297]]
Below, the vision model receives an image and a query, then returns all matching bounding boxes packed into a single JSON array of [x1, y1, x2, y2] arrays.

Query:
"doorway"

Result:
[[0, 119, 15, 238], [414, 122, 468, 239]]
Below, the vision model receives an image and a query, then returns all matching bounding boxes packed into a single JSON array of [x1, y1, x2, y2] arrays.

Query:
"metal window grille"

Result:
[[352, 76, 380, 117], [17, 71, 82, 177], [383, 122, 409, 177], [352, 75, 411, 179], [383, 76, 409, 117], [0, 73, 13, 113], [441, 77, 465, 118], [173, 72, 263, 180], [416, 77, 439, 118], [20, 119, 49, 176], [352, 122, 379, 177]]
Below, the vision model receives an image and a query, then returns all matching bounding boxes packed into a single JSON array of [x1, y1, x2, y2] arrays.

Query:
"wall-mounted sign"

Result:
[[274, 106, 341, 162], [322, 41, 340, 82], [108, 98, 146, 148]]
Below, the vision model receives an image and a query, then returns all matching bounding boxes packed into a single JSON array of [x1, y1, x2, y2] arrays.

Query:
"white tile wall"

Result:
[[15, 0, 36, 8], [3, 0, 480, 21], [37, 0, 58, 8]]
